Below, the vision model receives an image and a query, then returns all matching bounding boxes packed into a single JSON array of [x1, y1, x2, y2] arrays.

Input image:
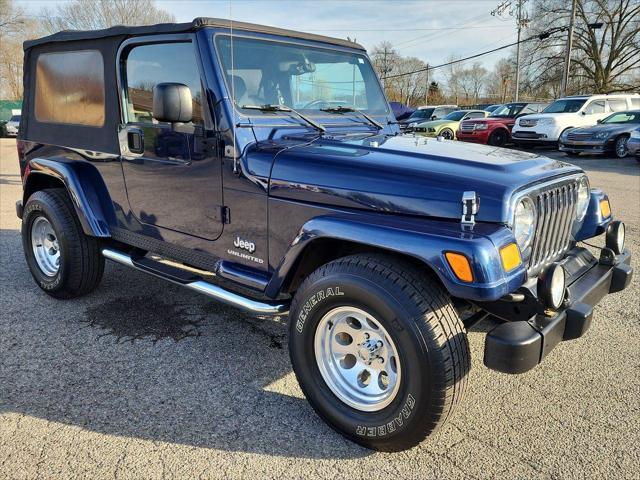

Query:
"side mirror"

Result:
[[581, 111, 586, 115], [596, 119, 603, 123], [153, 83, 192, 123], [431, 115, 437, 120]]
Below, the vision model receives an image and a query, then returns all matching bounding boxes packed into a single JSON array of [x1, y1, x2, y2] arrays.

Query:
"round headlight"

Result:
[[538, 263, 566, 310], [513, 197, 536, 251], [575, 177, 590, 221]]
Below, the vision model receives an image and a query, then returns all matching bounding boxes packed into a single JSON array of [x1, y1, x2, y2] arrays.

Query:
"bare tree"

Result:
[[0, 0, 24, 38], [371, 43, 430, 106], [487, 58, 516, 102], [521, 0, 639, 94], [40, 0, 175, 33], [458, 62, 488, 104], [444, 56, 465, 105]]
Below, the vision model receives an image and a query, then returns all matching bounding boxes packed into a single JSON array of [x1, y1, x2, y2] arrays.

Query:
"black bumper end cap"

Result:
[[484, 321, 542, 374], [15, 200, 23, 219], [610, 262, 633, 294], [563, 302, 593, 341]]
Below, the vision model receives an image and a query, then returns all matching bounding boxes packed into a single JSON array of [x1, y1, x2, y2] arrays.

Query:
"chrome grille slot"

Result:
[[460, 122, 476, 132], [528, 181, 577, 275]]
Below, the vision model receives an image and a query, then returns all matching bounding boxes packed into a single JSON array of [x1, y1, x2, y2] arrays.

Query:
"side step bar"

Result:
[[102, 248, 289, 316]]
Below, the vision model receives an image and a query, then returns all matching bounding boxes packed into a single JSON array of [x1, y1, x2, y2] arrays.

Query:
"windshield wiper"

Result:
[[241, 104, 325, 133], [320, 106, 384, 130]]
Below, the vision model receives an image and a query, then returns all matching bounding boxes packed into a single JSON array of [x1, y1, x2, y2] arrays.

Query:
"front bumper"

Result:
[[559, 139, 612, 154], [456, 130, 491, 144], [484, 247, 633, 374]]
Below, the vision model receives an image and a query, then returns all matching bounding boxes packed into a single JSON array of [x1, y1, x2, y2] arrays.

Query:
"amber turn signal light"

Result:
[[445, 252, 473, 282], [500, 243, 522, 273], [600, 199, 611, 218]]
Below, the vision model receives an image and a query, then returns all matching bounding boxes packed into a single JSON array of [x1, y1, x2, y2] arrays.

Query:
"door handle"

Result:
[[127, 128, 144, 154]]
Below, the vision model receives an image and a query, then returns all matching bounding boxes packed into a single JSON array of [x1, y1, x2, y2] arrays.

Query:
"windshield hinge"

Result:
[[213, 205, 231, 224], [461, 191, 479, 227]]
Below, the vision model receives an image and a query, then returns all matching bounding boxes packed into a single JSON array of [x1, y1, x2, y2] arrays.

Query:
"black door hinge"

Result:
[[214, 205, 231, 224]]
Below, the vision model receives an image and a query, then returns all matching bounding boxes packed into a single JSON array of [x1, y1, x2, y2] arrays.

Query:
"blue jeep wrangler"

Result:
[[16, 18, 632, 451]]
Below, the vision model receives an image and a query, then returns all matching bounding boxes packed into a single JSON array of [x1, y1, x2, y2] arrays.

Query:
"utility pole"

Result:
[[425, 66, 430, 106], [560, 0, 578, 97], [492, 0, 528, 102]]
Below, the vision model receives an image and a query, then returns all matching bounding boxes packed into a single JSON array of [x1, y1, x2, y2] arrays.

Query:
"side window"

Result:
[[583, 100, 605, 115], [466, 112, 485, 119], [631, 98, 640, 109], [607, 99, 628, 112], [124, 42, 203, 124], [35, 50, 105, 126]]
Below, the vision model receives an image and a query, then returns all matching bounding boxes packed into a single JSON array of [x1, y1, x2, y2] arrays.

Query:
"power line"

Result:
[[380, 26, 567, 80]]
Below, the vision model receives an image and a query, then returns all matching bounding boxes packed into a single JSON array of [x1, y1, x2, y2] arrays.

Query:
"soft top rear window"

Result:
[[35, 50, 105, 127]]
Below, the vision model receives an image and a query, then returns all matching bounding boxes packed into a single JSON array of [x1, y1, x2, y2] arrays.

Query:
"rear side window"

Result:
[[35, 50, 105, 126], [465, 112, 485, 119], [607, 99, 628, 112], [124, 42, 203, 124], [584, 100, 605, 114]]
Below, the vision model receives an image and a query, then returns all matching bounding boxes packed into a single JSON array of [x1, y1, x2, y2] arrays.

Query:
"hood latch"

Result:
[[461, 191, 479, 227]]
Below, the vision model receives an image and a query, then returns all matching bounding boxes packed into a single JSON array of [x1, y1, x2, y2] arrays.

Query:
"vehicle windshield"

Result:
[[543, 99, 587, 113], [601, 111, 640, 124], [408, 108, 435, 120], [490, 103, 524, 117], [9, 115, 20, 122], [443, 111, 468, 121], [215, 35, 388, 115]]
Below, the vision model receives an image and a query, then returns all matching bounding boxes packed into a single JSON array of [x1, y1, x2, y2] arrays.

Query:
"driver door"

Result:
[[118, 38, 224, 242]]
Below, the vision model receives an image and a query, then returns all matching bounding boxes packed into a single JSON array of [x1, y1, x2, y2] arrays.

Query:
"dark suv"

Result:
[[16, 18, 632, 452]]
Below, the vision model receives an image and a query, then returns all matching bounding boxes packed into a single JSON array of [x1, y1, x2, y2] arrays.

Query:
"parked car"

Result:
[[4, 114, 21, 137], [389, 101, 414, 121], [16, 18, 632, 452], [627, 127, 640, 162], [398, 104, 458, 131], [559, 110, 640, 158], [414, 109, 488, 139], [511, 93, 640, 147], [457, 102, 549, 146]]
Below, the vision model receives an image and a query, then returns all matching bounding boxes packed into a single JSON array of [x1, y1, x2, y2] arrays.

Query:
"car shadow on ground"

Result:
[[0, 227, 468, 459]]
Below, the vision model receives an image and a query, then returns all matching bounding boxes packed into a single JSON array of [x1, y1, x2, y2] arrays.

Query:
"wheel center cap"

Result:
[[357, 339, 382, 363]]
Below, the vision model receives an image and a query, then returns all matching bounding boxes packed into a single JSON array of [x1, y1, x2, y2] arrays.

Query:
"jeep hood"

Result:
[[266, 135, 583, 223]]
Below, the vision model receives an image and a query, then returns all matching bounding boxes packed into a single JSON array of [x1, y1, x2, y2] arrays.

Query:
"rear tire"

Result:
[[22, 188, 104, 299], [288, 254, 470, 451]]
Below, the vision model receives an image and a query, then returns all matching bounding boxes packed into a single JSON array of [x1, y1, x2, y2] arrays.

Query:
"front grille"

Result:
[[567, 132, 593, 141], [460, 122, 476, 132], [519, 119, 538, 127], [528, 181, 578, 274]]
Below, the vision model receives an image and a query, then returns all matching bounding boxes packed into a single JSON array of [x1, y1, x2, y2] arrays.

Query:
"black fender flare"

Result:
[[23, 158, 115, 237], [265, 213, 527, 303]]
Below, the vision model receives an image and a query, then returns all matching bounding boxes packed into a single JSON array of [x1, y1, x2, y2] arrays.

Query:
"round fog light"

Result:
[[538, 263, 566, 310], [606, 221, 625, 255]]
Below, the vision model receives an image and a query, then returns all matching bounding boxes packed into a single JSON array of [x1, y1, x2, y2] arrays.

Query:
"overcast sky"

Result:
[[19, 0, 521, 77]]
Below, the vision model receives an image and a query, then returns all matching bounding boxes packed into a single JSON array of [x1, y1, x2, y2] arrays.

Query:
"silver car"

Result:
[[559, 110, 640, 158], [4, 114, 20, 137]]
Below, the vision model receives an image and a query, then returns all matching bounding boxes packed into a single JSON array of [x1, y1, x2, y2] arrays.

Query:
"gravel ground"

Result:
[[1, 138, 638, 479]]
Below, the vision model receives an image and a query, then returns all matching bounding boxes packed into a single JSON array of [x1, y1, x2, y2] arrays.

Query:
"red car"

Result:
[[457, 102, 548, 146]]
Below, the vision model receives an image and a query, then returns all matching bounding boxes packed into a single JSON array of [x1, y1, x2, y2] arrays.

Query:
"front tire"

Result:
[[439, 128, 454, 140], [289, 254, 470, 451], [488, 129, 507, 146], [614, 135, 629, 158], [22, 189, 104, 299]]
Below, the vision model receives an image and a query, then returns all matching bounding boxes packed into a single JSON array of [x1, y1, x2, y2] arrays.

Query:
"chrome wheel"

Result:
[[440, 129, 454, 140], [31, 216, 60, 277], [615, 136, 628, 158], [314, 306, 401, 412]]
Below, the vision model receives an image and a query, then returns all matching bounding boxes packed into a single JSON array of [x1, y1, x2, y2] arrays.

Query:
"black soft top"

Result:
[[24, 17, 365, 51]]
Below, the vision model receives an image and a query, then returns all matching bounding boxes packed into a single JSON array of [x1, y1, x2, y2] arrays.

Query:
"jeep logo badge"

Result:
[[234, 236, 256, 253]]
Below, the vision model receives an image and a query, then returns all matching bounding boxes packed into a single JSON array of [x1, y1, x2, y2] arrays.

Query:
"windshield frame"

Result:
[[212, 32, 390, 119]]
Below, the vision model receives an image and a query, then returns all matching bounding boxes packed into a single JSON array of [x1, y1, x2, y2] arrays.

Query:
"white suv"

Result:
[[511, 93, 640, 146]]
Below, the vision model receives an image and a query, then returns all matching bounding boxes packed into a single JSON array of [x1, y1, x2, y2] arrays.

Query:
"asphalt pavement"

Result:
[[1, 138, 638, 479]]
